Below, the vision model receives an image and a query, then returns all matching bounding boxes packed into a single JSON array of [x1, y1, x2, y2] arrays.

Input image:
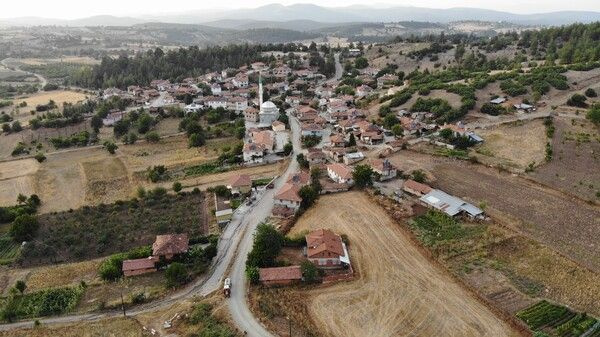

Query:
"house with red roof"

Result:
[[274, 183, 302, 212], [152, 234, 189, 260], [305, 229, 349, 269], [122, 256, 158, 277], [402, 179, 432, 197], [327, 163, 354, 185], [259, 266, 302, 286], [227, 174, 253, 195]]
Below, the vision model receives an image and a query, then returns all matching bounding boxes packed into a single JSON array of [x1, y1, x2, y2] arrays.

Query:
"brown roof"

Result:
[[287, 171, 310, 186], [152, 234, 189, 256], [327, 163, 353, 180], [274, 183, 302, 202], [122, 257, 157, 271], [229, 174, 252, 188], [370, 159, 395, 172], [306, 229, 344, 258], [403, 179, 432, 195], [259, 266, 302, 282]]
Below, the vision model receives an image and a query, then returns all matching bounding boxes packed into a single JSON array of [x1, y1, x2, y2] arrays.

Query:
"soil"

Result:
[[288, 191, 520, 337]]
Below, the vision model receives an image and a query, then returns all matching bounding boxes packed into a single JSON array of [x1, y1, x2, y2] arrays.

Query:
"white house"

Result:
[[185, 103, 203, 114], [327, 163, 354, 185], [274, 183, 301, 211], [210, 84, 222, 95]]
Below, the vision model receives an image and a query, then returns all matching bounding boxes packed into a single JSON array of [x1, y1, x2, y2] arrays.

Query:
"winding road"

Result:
[[0, 58, 48, 88], [0, 54, 340, 335]]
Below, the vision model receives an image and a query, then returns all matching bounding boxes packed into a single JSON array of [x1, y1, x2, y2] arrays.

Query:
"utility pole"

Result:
[[287, 316, 292, 337], [121, 290, 126, 317]]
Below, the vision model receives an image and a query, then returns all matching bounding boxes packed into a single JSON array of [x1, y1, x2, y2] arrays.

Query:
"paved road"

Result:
[[227, 114, 302, 337], [1, 58, 48, 88]]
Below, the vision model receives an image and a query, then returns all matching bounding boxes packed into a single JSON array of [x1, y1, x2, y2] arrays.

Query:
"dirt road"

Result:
[[291, 192, 521, 337]]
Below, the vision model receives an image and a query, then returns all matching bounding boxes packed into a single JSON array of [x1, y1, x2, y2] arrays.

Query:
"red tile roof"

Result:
[[259, 266, 302, 282], [306, 229, 344, 258], [274, 183, 302, 202], [122, 257, 157, 271], [229, 174, 252, 188], [327, 163, 353, 180], [287, 171, 310, 186], [152, 234, 189, 256], [403, 179, 432, 195]]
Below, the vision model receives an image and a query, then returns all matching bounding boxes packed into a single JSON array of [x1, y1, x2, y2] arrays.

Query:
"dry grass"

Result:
[[0, 317, 144, 337], [474, 119, 547, 169], [14, 90, 87, 109], [24, 259, 101, 292], [288, 191, 520, 337], [18, 57, 100, 66]]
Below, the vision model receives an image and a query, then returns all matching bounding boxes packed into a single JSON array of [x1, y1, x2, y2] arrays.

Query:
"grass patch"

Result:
[[0, 285, 84, 321], [252, 177, 273, 186], [0, 234, 21, 265], [517, 300, 584, 332], [184, 161, 229, 177], [435, 148, 470, 159]]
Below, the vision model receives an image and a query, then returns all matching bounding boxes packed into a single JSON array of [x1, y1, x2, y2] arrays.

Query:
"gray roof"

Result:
[[419, 189, 483, 217], [490, 97, 506, 104]]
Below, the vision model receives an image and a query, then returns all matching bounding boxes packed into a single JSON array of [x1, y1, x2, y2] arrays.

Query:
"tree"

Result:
[[301, 260, 319, 283], [348, 133, 356, 146], [296, 153, 309, 169], [2, 123, 10, 133], [246, 223, 284, 268], [9, 214, 39, 242], [124, 132, 137, 145], [189, 132, 205, 147], [354, 57, 369, 69], [585, 88, 597, 98], [587, 104, 600, 125], [298, 185, 318, 210], [566, 93, 588, 108], [391, 124, 403, 137], [412, 169, 427, 183], [246, 266, 260, 284], [11, 121, 22, 132], [439, 128, 453, 140], [165, 262, 188, 287], [34, 152, 46, 163], [283, 142, 293, 156], [172, 181, 183, 193], [383, 114, 399, 129], [103, 141, 118, 154], [90, 115, 103, 133], [352, 164, 374, 189], [212, 185, 231, 198], [145, 131, 160, 143], [136, 113, 154, 134], [16, 194, 27, 204], [14, 280, 26, 295]]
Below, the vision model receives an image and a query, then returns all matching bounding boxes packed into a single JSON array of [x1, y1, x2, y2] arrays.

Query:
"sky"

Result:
[[1, 0, 599, 19]]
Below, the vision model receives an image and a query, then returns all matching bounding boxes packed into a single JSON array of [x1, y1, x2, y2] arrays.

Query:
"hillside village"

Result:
[[0, 11, 599, 337]]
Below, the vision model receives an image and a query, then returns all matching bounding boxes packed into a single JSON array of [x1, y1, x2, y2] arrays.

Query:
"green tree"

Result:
[[124, 132, 137, 145], [439, 128, 453, 140], [283, 142, 293, 156], [9, 214, 39, 242], [354, 57, 369, 69], [11, 121, 22, 133], [90, 115, 103, 133], [189, 132, 205, 148], [246, 266, 260, 284], [383, 114, 399, 129], [136, 113, 154, 134], [348, 133, 356, 146], [14, 280, 26, 295], [391, 124, 403, 137], [16, 194, 27, 204], [172, 181, 183, 193], [587, 104, 600, 125], [103, 141, 118, 154], [296, 153, 309, 169], [585, 88, 597, 98], [301, 260, 319, 283], [165, 262, 188, 287], [566, 93, 587, 108], [246, 223, 284, 268], [412, 169, 427, 183], [145, 131, 160, 143], [352, 164, 374, 189], [298, 185, 318, 210]]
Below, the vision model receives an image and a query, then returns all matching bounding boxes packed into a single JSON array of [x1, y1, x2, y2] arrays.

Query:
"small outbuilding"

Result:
[[259, 266, 303, 286]]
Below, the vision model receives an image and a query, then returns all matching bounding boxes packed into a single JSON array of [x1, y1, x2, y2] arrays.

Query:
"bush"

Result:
[[172, 181, 183, 193], [34, 153, 46, 163], [165, 262, 188, 287], [145, 131, 160, 143], [566, 93, 588, 108], [0, 285, 84, 321], [584, 88, 597, 97], [301, 260, 319, 283], [480, 103, 505, 116], [246, 223, 284, 268], [586, 104, 600, 125], [9, 214, 39, 242]]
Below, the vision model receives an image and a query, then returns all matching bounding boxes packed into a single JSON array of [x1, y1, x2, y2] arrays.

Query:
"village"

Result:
[[0, 15, 599, 337]]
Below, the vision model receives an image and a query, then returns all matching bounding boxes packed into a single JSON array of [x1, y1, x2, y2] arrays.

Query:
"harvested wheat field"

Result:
[[14, 90, 87, 108], [290, 191, 520, 337], [475, 119, 547, 169]]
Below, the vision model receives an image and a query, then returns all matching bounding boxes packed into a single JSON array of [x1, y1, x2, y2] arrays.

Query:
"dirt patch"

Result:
[[288, 191, 519, 337], [81, 157, 131, 205], [531, 116, 600, 201], [0, 159, 39, 207], [474, 119, 547, 169], [393, 152, 600, 273]]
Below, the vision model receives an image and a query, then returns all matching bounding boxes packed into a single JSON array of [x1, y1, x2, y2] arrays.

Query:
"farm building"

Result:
[[402, 179, 432, 197], [274, 183, 302, 212], [122, 257, 157, 277], [419, 189, 484, 219], [369, 159, 397, 181], [215, 194, 233, 225], [259, 265, 302, 286], [305, 229, 350, 269], [152, 234, 189, 260], [327, 163, 354, 185]]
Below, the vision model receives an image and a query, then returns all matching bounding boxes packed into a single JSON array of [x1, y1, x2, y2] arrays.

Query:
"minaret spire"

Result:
[[259, 71, 263, 109]]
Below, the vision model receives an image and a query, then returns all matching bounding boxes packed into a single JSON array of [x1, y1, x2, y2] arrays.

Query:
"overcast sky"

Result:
[[1, 0, 599, 19]]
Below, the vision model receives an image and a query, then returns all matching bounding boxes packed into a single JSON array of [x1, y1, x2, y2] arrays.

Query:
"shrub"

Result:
[[9, 214, 39, 242], [584, 88, 597, 97], [301, 260, 319, 283], [172, 182, 183, 193], [480, 103, 505, 116], [145, 131, 160, 143], [165, 262, 188, 287], [566, 93, 587, 108], [34, 153, 46, 163]]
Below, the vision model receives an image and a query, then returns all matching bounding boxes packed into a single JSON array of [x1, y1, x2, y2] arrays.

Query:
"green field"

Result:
[[517, 300, 599, 336], [0, 234, 20, 265]]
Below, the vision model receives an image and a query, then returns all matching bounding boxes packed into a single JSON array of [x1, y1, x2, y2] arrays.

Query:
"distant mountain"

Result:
[[0, 15, 146, 27], [2, 4, 600, 27], [203, 19, 347, 32]]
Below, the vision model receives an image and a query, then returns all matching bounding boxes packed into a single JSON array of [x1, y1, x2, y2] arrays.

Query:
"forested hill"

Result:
[[69, 44, 297, 89]]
